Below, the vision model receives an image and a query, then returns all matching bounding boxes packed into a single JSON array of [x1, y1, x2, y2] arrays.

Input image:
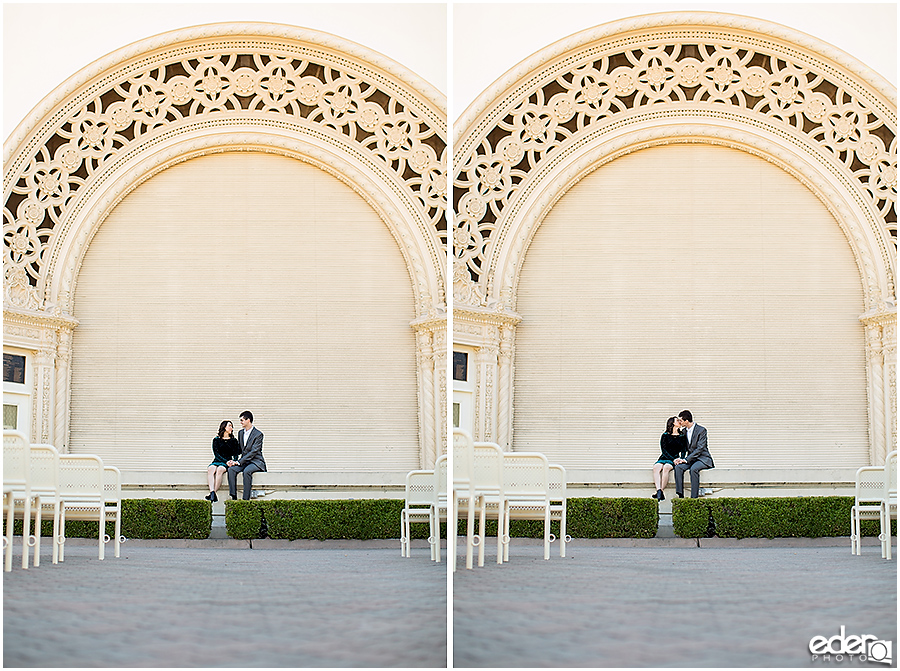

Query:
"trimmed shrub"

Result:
[[567, 497, 658, 538], [225, 500, 264, 540], [226, 497, 658, 541], [227, 499, 414, 541], [261, 499, 404, 541], [672, 498, 711, 538], [674, 496, 897, 539], [122, 499, 210, 539]]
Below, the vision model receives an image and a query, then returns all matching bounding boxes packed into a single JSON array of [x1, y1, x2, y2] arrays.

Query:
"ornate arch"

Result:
[[3, 23, 447, 462], [453, 12, 896, 459]]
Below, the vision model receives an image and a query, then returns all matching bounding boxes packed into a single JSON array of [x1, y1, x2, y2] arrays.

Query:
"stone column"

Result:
[[861, 304, 897, 465], [476, 342, 499, 442], [55, 327, 74, 452], [497, 324, 515, 451], [34, 342, 56, 445], [412, 315, 447, 468]]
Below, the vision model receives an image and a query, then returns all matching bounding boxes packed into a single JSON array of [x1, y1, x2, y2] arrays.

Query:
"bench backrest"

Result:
[[502, 452, 550, 501], [58, 454, 104, 498], [103, 466, 122, 505], [549, 464, 567, 503], [405, 469, 435, 507], [452, 429, 475, 488], [29, 444, 60, 497], [434, 454, 448, 503], [854, 465, 886, 505], [3, 430, 30, 492], [472, 443, 504, 497]]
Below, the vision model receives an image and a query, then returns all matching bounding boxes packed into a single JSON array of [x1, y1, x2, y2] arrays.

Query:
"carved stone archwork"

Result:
[[3, 24, 446, 467], [454, 13, 896, 460]]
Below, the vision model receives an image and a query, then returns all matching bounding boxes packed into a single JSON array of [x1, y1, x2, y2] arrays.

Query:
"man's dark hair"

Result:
[[240, 410, 254, 423], [678, 410, 693, 423]]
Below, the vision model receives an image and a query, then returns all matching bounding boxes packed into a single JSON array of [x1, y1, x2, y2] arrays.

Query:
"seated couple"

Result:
[[206, 410, 267, 501], [652, 409, 714, 500]]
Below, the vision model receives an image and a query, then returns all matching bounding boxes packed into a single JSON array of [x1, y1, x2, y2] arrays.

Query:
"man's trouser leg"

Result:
[[239, 464, 263, 500], [674, 463, 688, 497], [227, 465, 241, 498], [689, 463, 709, 498]]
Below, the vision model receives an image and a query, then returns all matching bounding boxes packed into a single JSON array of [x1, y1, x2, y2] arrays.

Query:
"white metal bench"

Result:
[[3, 430, 32, 571], [400, 469, 435, 559], [58, 454, 106, 562], [851, 450, 897, 559]]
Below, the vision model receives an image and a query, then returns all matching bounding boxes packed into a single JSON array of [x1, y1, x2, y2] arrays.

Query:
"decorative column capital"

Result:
[[859, 301, 897, 329]]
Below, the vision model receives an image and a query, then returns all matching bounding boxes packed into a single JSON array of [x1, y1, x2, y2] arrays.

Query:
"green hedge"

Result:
[[569, 498, 658, 538], [5, 499, 211, 540], [122, 499, 210, 539], [673, 496, 897, 539], [226, 497, 658, 540], [228, 499, 407, 540], [672, 498, 711, 538], [17, 496, 888, 541]]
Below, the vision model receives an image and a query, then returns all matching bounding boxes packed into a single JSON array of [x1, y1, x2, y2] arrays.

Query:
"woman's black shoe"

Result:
[[210, 491, 218, 502], [657, 489, 665, 501]]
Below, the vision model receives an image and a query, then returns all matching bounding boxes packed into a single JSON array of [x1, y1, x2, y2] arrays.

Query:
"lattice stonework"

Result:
[[5, 26, 446, 318], [3, 24, 447, 464], [454, 16, 896, 312]]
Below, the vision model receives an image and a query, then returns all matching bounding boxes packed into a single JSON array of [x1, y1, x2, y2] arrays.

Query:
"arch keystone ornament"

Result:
[[454, 12, 895, 462], [4, 23, 446, 466]]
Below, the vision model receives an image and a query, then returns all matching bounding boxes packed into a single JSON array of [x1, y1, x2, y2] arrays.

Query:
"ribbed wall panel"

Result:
[[514, 144, 869, 468], [71, 152, 420, 472]]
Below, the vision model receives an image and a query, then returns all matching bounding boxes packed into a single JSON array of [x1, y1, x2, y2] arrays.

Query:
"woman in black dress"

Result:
[[206, 420, 240, 502], [652, 416, 687, 500]]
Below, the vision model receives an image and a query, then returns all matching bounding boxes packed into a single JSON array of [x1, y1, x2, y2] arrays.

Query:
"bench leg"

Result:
[[32, 498, 41, 568]]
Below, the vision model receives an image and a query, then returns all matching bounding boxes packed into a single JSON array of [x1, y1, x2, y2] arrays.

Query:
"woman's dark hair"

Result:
[[665, 416, 677, 434], [218, 420, 232, 439]]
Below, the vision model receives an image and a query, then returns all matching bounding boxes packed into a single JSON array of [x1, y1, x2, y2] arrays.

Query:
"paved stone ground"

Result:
[[4, 544, 447, 667], [453, 544, 897, 668]]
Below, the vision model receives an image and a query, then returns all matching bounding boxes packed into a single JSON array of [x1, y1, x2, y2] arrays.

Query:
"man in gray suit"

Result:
[[227, 410, 267, 500], [673, 409, 713, 498]]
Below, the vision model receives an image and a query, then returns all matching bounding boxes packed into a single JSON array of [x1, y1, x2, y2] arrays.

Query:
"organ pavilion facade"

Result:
[[4, 23, 447, 496], [453, 12, 896, 496]]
